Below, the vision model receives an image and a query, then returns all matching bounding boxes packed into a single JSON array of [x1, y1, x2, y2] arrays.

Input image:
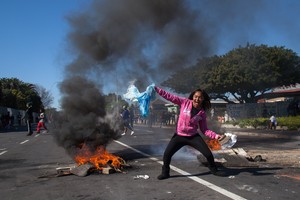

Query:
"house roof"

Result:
[[256, 87, 300, 100]]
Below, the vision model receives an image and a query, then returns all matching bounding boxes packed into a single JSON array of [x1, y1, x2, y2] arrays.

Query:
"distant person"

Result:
[[170, 110, 176, 125], [17, 112, 22, 126], [147, 106, 154, 128], [154, 86, 225, 180], [36, 109, 48, 134], [4, 112, 11, 129], [121, 105, 134, 135], [10, 114, 15, 128], [224, 111, 229, 122], [129, 105, 135, 128], [23, 103, 33, 136], [159, 111, 167, 128], [269, 115, 277, 130]]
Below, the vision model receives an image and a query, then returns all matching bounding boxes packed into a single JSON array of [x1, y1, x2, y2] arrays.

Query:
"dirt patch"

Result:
[[246, 149, 300, 168]]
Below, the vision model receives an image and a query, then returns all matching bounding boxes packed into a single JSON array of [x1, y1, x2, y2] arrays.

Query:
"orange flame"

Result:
[[74, 144, 125, 170], [205, 139, 221, 150]]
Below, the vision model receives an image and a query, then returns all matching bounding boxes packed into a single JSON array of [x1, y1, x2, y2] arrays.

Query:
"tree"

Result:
[[162, 44, 300, 103], [162, 56, 222, 93], [1, 89, 17, 108], [34, 84, 54, 109], [0, 78, 43, 111]]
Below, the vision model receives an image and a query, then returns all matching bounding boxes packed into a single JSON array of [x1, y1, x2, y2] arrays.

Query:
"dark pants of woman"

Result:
[[162, 134, 216, 169]]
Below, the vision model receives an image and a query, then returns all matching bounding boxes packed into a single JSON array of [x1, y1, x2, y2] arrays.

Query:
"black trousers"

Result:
[[26, 119, 33, 133], [162, 134, 216, 168]]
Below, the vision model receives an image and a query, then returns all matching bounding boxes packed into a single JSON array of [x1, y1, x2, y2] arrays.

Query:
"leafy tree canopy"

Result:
[[35, 84, 54, 109], [162, 44, 300, 103], [0, 77, 43, 111]]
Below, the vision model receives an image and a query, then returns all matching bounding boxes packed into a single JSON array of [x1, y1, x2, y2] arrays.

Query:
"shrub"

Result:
[[277, 116, 300, 130], [230, 116, 300, 130]]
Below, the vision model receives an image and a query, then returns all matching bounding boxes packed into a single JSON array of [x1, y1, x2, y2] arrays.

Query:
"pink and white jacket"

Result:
[[155, 86, 219, 139]]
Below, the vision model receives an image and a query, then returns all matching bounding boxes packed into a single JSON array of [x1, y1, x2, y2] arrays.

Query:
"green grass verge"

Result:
[[231, 116, 300, 130]]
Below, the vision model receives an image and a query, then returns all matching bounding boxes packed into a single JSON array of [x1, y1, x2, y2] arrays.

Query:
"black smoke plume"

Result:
[[52, 76, 122, 156]]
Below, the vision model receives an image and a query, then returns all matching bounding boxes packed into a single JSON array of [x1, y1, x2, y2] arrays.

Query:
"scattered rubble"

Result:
[[70, 163, 94, 176], [198, 148, 259, 167], [133, 175, 150, 180], [38, 161, 131, 178], [246, 149, 300, 168], [197, 147, 300, 168]]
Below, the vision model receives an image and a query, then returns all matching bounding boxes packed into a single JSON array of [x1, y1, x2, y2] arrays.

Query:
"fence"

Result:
[[226, 102, 290, 120], [0, 106, 38, 128]]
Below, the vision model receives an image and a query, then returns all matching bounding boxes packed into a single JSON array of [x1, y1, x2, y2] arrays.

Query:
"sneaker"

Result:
[[157, 166, 170, 180], [157, 173, 170, 180], [130, 131, 134, 135], [121, 132, 126, 136]]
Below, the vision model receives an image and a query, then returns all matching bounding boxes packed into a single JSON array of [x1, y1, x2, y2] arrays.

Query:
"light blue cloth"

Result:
[[123, 84, 156, 117]]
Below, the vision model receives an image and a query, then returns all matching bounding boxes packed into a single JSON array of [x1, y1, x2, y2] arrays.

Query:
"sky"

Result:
[[0, 0, 93, 109], [1, 0, 300, 110]]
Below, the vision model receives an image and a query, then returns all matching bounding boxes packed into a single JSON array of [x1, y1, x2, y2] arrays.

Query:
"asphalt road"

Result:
[[0, 125, 299, 200]]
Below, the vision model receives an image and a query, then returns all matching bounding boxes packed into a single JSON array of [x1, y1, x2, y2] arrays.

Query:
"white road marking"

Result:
[[0, 148, 7, 151], [20, 140, 29, 144], [0, 150, 8, 155], [114, 140, 247, 200]]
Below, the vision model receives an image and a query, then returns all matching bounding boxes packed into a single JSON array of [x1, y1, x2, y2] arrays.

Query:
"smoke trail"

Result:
[[52, 76, 122, 156]]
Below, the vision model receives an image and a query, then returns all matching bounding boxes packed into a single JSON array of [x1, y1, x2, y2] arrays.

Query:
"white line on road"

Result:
[[0, 150, 8, 155], [114, 140, 247, 200], [20, 140, 29, 144]]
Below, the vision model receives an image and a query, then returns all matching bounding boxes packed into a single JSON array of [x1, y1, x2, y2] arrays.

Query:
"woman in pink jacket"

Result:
[[154, 86, 225, 179]]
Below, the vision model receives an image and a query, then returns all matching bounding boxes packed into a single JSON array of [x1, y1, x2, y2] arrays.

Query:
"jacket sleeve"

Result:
[[199, 112, 219, 139], [154, 86, 185, 105]]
